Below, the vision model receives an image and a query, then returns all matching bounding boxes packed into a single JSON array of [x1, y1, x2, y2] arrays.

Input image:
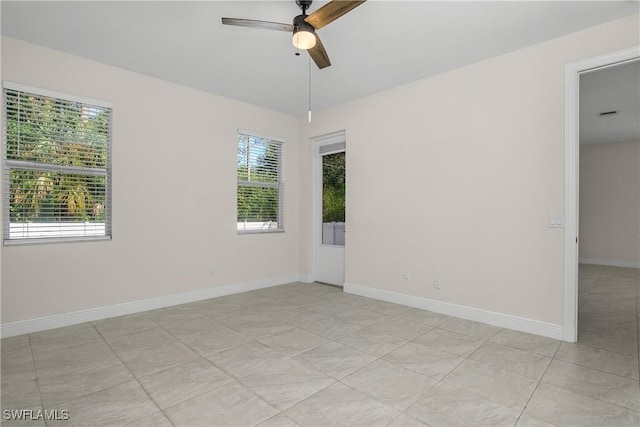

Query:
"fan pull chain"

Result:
[[308, 56, 312, 123]]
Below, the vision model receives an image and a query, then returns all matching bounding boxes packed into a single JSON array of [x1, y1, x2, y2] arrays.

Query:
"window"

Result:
[[2, 83, 112, 244], [237, 132, 283, 233]]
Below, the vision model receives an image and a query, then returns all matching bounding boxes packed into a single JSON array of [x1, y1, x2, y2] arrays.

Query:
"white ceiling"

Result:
[[580, 60, 640, 145], [1, 1, 638, 116]]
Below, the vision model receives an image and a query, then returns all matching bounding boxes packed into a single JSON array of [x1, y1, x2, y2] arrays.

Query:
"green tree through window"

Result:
[[3, 86, 112, 241]]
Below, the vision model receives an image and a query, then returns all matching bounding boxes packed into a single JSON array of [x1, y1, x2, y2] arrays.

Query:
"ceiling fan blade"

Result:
[[221, 18, 294, 32], [304, 0, 366, 30], [308, 34, 331, 69]]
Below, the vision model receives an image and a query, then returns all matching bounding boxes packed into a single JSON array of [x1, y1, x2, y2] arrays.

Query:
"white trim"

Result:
[[345, 283, 563, 340], [298, 273, 314, 283], [237, 129, 285, 144], [313, 130, 347, 146], [0, 273, 302, 338], [579, 257, 640, 269], [3, 81, 112, 108], [563, 46, 640, 343]]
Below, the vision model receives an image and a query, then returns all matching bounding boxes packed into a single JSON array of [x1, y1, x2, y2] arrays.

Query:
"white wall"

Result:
[[579, 140, 640, 267], [299, 14, 639, 327], [1, 37, 301, 325], [2, 14, 638, 334]]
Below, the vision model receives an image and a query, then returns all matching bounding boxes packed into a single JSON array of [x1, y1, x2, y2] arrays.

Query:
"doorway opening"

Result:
[[313, 131, 346, 286], [563, 46, 639, 342]]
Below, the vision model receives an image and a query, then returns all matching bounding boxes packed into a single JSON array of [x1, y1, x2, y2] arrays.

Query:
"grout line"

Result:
[[26, 334, 48, 426]]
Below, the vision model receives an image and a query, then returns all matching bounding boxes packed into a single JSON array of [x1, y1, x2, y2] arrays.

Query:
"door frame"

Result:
[[311, 130, 346, 284], [563, 46, 640, 342]]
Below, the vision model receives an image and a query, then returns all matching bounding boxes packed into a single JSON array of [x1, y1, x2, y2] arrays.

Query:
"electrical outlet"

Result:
[[209, 268, 215, 278], [402, 273, 410, 285], [434, 278, 441, 289]]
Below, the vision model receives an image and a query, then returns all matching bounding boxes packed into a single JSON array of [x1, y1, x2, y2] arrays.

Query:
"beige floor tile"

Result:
[[541, 359, 640, 412], [33, 340, 118, 379], [555, 341, 639, 380], [577, 328, 638, 356], [1, 378, 42, 412], [342, 359, 436, 411], [514, 413, 556, 426], [285, 382, 399, 426], [258, 413, 300, 427], [1, 350, 36, 383], [405, 382, 520, 427], [93, 313, 158, 339], [443, 359, 538, 410], [349, 299, 412, 316], [223, 291, 279, 306], [382, 341, 464, 380], [312, 302, 390, 327], [178, 325, 253, 356], [165, 381, 278, 427], [257, 328, 329, 357], [220, 312, 293, 339], [205, 341, 286, 378], [125, 411, 173, 426], [523, 383, 640, 427], [252, 301, 306, 318], [364, 317, 433, 340], [29, 324, 103, 356], [396, 307, 450, 326], [294, 341, 376, 380], [387, 413, 428, 426], [489, 329, 561, 358], [438, 317, 500, 339], [38, 357, 133, 406], [338, 328, 407, 357], [118, 341, 200, 378], [46, 381, 158, 427], [252, 285, 305, 300], [104, 326, 176, 354], [1, 335, 30, 356], [137, 358, 233, 409], [297, 313, 364, 340], [579, 314, 637, 335], [413, 328, 485, 357], [238, 357, 335, 410], [470, 342, 552, 380], [2, 270, 638, 427], [276, 293, 330, 308], [334, 307, 390, 327], [155, 314, 223, 338], [199, 304, 257, 322]]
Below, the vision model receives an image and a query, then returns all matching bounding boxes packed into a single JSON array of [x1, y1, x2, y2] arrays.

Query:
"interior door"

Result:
[[316, 137, 346, 286]]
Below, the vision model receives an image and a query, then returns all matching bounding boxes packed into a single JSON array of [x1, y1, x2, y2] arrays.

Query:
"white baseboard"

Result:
[[344, 283, 564, 341], [579, 257, 640, 269], [0, 274, 302, 338], [297, 273, 314, 284]]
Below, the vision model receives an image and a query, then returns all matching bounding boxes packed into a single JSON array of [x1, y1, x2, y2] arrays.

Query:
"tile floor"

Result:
[[1, 265, 638, 426]]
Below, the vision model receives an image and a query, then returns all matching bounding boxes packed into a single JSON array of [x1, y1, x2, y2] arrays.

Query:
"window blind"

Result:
[[2, 85, 112, 243], [237, 132, 283, 233]]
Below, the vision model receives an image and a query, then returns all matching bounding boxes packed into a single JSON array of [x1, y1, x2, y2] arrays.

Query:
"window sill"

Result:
[[3, 235, 112, 246], [237, 229, 285, 235]]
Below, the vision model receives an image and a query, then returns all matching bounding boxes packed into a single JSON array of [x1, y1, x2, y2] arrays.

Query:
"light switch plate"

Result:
[[548, 214, 564, 228]]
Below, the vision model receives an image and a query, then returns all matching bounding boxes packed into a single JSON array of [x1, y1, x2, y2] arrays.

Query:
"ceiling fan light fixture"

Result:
[[292, 29, 316, 49], [292, 16, 316, 50]]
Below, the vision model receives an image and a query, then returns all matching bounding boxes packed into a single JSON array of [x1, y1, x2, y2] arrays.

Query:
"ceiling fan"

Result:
[[222, 0, 366, 69]]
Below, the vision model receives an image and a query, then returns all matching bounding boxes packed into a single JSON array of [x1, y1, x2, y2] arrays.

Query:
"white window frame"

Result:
[[236, 130, 284, 234], [2, 82, 113, 245]]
